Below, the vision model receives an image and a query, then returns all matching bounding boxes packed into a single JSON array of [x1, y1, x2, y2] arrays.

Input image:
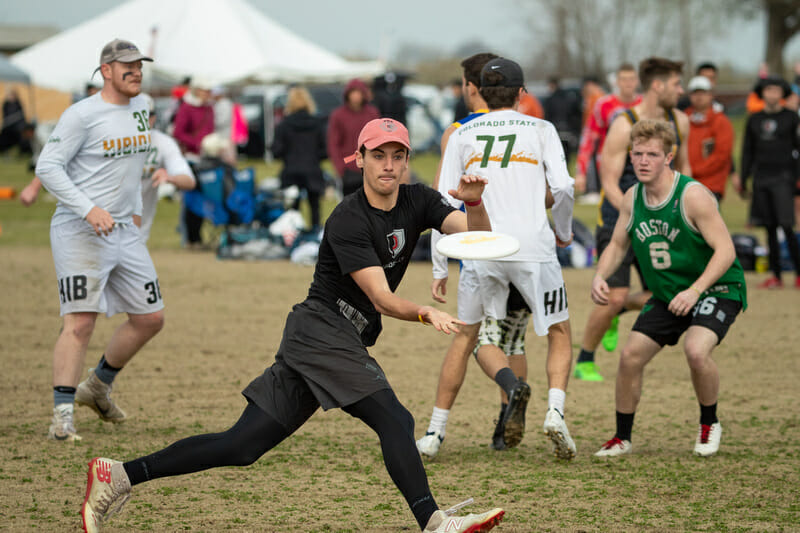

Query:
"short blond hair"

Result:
[[630, 119, 676, 155], [285, 86, 317, 115]]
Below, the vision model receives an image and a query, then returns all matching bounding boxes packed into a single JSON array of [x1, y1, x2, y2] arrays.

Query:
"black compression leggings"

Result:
[[123, 390, 436, 528], [766, 224, 800, 278]]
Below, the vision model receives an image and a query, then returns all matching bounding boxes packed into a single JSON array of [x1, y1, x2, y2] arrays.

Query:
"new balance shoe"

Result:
[[490, 406, 506, 451], [573, 361, 604, 381], [424, 508, 505, 532], [542, 407, 576, 460], [417, 430, 444, 458], [601, 315, 619, 351], [595, 436, 632, 457], [502, 379, 531, 448], [48, 404, 82, 442], [75, 369, 127, 423], [81, 457, 132, 533], [694, 422, 722, 457]]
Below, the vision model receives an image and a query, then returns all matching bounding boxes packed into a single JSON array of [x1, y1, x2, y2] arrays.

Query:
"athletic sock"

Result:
[[426, 407, 449, 437], [53, 386, 76, 407], [576, 349, 595, 364], [494, 367, 519, 398], [615, 411, 635, 442], [548, 388, 566, 414], [700, 402, 718, 426], [94, 354, 121, 385]]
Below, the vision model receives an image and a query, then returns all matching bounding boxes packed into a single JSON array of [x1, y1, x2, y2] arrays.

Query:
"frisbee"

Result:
[[436, 231, 520, 260]]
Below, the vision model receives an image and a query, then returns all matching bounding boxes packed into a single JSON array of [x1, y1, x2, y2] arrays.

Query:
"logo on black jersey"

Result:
[[387, 229, 406, 258]]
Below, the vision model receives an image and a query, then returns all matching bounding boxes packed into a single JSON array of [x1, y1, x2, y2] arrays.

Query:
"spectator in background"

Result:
[[580, 77, 606, 127], [575, 63, 641, 196], [517, 91, 544, 119], [450, 78, 469, 122], [740, 75, 800, 289], [327, 78, 379, 198], [173, 77, 216, 248], [543, 76, 582, 160], [0, 88, 27, 155], [271, 86, 327, 230], [373, 72, 407, 125], [685, 76, 734, 201], [173, 77, 215, 161]]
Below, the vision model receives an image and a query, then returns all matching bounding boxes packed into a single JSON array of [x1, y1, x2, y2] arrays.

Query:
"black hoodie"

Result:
[[272, 110, 327, 193]]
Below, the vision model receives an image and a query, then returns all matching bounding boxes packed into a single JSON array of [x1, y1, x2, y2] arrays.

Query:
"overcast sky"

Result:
[[0, 0, 789, 75]]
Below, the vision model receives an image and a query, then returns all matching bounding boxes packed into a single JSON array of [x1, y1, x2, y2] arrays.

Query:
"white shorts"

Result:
[[458, 260, 568, 336], [50, 219, 164, 317]]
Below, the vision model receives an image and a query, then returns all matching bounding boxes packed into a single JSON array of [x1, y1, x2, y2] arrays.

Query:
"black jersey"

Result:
[[741, 108, 800, 187], [306, 183, 456, 346]]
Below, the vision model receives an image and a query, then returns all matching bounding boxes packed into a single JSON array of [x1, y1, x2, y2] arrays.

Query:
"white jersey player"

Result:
[[36, 39, 166, 442], [437, 57, 578, 459], [139, 96, 195, 242]]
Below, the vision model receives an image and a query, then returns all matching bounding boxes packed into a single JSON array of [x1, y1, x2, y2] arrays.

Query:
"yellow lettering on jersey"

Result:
[[103, 135, 151, 158]]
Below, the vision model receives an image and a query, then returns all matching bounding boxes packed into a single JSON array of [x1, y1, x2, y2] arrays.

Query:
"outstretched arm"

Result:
[[350, 266, 464, 334]]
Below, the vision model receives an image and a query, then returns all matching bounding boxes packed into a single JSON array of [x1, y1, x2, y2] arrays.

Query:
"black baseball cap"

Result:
[[480, 57, 525, 88]]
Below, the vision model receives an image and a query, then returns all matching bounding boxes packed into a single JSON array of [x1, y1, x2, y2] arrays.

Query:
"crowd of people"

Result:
[[10, 32, 800, 533]]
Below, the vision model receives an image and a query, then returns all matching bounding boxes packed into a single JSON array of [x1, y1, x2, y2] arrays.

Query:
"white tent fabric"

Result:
[[11, 0, 383, 92]]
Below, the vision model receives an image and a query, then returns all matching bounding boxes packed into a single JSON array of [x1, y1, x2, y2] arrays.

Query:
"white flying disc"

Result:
[[436, 231, 520, 260]]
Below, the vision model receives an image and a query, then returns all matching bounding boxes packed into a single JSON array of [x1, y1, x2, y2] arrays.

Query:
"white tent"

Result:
[[11, 0, 383, 92]]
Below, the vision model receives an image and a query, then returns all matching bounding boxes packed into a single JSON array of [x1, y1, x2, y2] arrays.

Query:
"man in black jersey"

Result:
[[80, 118, 504, 533], [740, 75, 800, 289]]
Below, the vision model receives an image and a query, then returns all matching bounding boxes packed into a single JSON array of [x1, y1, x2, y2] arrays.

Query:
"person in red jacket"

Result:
[[326, 79, 380, 198], [685, 76, 734, 200]]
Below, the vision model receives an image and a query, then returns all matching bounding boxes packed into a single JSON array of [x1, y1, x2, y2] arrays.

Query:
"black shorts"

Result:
[[751, 176, 796, 227], [242, 299, 391, 432], [596, 224, 646, 289], [632, 296, 742, 347]]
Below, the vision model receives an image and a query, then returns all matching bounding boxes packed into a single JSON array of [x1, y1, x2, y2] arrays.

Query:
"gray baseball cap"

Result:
[[99, 39, 153, 65]]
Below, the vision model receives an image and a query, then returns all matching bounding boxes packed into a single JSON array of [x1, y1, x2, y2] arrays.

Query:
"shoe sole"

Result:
[[463, 509, 505, 533], [544, 428, 576, 460], [75, 398, 127, 424], [573, 371, 604, 382], [502, 383, 531, 448]]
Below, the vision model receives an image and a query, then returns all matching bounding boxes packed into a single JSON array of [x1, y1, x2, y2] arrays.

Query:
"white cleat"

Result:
[[694, 422, 722, 457], [76, 369, 127, 423], [424, 507, 505, 532], [595, 436, 633, 457], [48, 404, 82, 442], [81, 457, 132, 533], [416, 430, 444, 458], [542, 407, 576, 460]]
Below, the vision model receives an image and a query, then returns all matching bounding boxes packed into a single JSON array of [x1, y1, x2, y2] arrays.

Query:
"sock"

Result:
[[548, 388, 566, 414], [615, 411, 635, 442], [53, 386, 76, 408], [94, 354, 121, 385], [494, 367, 519, 398], [700, 402, 718, 426], [426, 407, 449, 437], [577, 349, 595, 364]]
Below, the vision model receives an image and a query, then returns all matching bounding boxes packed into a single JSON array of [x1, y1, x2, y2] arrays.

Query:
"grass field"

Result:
[[0, 144, 798, 532]]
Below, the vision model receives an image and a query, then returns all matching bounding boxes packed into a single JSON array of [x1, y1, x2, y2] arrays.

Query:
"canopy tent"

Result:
[[11, 0, 383, 92], [0, 53, 31, 83]]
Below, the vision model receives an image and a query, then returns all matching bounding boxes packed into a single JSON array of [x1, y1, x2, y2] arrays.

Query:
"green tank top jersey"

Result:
[[626, 173, 747, 309]]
